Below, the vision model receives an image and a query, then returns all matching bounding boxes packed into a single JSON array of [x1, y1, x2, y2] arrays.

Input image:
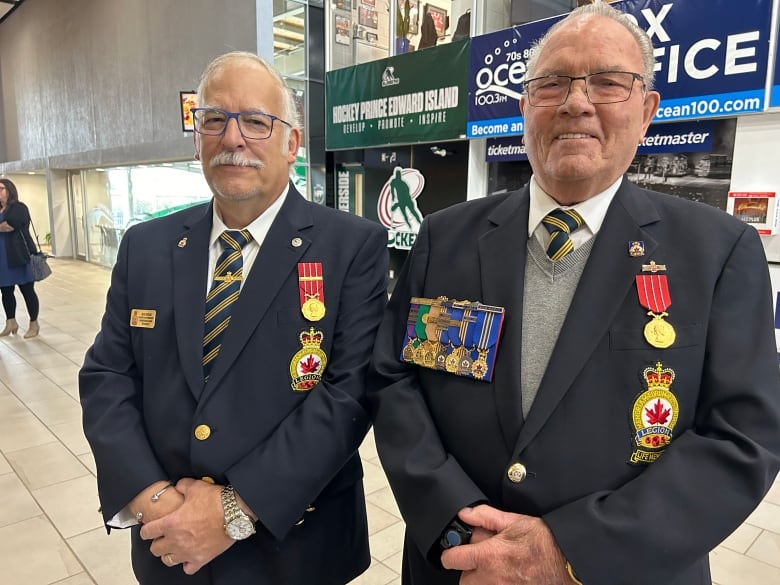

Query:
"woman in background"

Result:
[[0, 178, 41, 338]]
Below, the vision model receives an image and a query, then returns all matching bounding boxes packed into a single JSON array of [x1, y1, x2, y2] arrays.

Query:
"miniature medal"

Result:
[[636, 261, 675, 348], [298, 262, 326, 321]]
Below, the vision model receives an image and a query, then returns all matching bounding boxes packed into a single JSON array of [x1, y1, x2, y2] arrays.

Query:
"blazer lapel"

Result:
[[514, 181, 662, 452], [172, 204, 212, 400], [202, 187, 313, 396], [478, 190, 530, 452]]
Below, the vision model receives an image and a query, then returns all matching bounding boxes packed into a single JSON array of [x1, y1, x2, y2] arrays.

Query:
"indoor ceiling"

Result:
[[0, 0, 25, 24]]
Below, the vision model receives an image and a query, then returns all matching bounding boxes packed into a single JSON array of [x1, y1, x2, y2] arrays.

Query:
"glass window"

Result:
[[274, 0, 307, 77]]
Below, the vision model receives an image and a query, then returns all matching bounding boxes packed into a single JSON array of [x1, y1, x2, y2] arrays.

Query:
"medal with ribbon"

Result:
[[298, 262, 326, 321], [636, 261, 676, 348]]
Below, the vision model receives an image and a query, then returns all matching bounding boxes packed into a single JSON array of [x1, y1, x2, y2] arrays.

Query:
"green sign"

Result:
[[335, 164, 362, 215], [326, 40, 469, 150]]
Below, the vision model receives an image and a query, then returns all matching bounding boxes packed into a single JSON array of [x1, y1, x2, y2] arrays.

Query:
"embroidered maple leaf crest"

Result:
[[299, 354, 320, 374], [645, 399, 671, 425]]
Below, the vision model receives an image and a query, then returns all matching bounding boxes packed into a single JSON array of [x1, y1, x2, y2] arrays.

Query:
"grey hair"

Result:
[[196, 51, 301, 131], [525, 1, 656, 90]]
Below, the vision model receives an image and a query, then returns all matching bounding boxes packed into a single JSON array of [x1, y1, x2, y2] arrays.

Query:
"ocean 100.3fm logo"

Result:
[[377, 166, 425, 250]]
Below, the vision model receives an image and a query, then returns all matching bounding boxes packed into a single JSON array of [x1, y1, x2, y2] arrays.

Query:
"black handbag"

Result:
[[21, 221, 52, 282]]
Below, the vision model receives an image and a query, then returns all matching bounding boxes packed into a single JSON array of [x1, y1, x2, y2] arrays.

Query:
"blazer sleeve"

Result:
[[545, 224, 780, 585], [79, 229, 170, 522], [367, 218, 488, 562]]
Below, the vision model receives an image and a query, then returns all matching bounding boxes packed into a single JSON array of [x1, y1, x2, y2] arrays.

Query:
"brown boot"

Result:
[[24, 320, 39, 339], [0, 318, 18, 336]]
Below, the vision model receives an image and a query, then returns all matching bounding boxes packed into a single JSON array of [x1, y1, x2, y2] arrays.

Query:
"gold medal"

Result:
[[643, 312, 676, 348], [301, 297, 326, 321]]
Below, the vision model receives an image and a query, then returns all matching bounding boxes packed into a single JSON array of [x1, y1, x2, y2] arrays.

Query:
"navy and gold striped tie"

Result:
[[542, 209, 583, 261], [203, 230, 253, 380]]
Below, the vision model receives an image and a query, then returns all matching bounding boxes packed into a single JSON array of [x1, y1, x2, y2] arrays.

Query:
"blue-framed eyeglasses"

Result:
[[191, 107, 292, 140]]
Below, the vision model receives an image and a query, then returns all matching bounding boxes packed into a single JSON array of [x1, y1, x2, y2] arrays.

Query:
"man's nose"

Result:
[[222, 116, 246, 144]]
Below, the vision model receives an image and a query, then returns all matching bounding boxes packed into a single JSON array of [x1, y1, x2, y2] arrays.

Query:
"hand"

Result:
[[139, 478, 234, 575], [440, 505, 571, 585], [130, 480, 184, 525]]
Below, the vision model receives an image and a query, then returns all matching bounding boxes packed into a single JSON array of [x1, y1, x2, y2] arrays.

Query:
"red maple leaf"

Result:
[[299, 355, 320, 373], [645, 399, 671, 425]]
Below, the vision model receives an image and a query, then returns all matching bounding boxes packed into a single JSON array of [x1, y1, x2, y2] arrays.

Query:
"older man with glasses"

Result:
[[80, 51, 388, 585], [368, 3, 780, 585]]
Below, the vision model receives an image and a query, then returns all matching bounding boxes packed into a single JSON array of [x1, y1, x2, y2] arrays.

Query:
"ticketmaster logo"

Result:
[[487, 143, 526, 157]]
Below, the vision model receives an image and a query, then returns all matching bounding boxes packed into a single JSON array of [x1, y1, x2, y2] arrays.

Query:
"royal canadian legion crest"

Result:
[[289, 328, 327, 392], [629, 362, 679, 464]]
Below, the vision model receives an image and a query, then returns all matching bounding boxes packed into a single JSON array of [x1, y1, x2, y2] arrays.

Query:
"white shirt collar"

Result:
[[528, 175, 622, 241]]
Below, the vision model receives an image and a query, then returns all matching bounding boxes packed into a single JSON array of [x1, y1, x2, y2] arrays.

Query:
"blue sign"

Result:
[[468, 0, 774, 139], [637, 120, 713, 154], [771, 16, 780, 108], [486, 136, 527, 162]]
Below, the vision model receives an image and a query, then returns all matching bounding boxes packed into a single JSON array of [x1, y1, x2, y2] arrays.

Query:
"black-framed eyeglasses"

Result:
[[524, 71, 645, 107], [191, 107, 292, 140]]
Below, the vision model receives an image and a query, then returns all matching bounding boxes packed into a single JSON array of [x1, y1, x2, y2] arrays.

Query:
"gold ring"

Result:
[[165, 553, 174, 565]]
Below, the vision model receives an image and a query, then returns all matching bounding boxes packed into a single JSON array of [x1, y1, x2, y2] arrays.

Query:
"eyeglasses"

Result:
[[191, 107, 292, 140], [524, 71, 645, 107]]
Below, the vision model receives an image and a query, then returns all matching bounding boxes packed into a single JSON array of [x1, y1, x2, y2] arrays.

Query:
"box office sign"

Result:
[[468, 0, 774, 139], [326, 40, 469, 150]]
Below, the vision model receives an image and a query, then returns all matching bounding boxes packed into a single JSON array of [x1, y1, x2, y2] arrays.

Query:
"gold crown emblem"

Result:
[[644, 362, 674, 389], [299, 327, 324, 347]]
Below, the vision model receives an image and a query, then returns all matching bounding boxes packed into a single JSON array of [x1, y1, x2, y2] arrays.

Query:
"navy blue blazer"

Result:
[[80, 185, 389, 585], [368, 179, 780, 585]]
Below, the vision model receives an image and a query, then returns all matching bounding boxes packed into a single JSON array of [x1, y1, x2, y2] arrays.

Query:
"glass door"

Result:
[[68, 171, 88, 260]]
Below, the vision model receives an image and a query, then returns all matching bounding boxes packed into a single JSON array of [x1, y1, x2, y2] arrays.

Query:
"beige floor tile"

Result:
[[50, 419, 93, 457], [359, 429, 379, 461], [0, 516, 83, 585], [366, 486, 402, 517], [6, 441, 91, 490], [8, 376, 67, 405], [383, 550, 404, 575], [369, 520, 406, 561], [0, 452, 11, 474], [33, 474, 103, 538], [53, 573, 98, 585], [0, 394, 27, 418], [0, 410, 57, 453], [78, 452, 98, 475], [364, 459, 391, 496], [0, 472, 41, 528], [765, 478, 780, 506], [39, 363, 81, 387], [68, 527, 138, 585], [347, 557, 400, 585], [710, 545, 780, 584], [746, 530, 780, 569], [745, 501, 780, 534], [25, 393, 83, 427], [367, 500, 402, 536], [719, 522, 762, 554]]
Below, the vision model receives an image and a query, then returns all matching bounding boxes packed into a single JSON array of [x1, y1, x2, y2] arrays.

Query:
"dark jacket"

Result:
[[3, 201, 37, 268]]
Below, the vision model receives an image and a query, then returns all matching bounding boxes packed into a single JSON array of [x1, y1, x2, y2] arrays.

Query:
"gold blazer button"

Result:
[[201, 476, 216, 484], [194, 424, 211, 441], [507, 462, 527, 483]]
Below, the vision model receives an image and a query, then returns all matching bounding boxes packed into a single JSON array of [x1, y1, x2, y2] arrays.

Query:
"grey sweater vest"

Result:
[[521, 235, 595, 416]]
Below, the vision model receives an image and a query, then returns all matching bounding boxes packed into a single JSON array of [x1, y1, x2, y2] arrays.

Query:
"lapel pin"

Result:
[[178, 237, 188, 248], [628, 241, 645, 257], [292, 237, 303, 248]]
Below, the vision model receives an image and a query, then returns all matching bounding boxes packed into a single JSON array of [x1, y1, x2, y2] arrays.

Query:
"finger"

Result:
[[139, 517, 165, 541], [183, 561, 204, 575], [469, 526, 494, 545], [441, 542, 480, 572], [175, 477, 196, 495], [458, 505, 520, 533]]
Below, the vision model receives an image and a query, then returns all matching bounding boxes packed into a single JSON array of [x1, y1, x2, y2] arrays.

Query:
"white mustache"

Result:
[[210, 152, 265, 169]]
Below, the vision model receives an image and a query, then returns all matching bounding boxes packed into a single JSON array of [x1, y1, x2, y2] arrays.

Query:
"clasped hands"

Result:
[[134, 478, 234, 575], [440, 505, 573, 585]]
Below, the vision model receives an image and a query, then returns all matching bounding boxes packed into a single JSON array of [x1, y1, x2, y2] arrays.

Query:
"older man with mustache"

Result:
[[80, 51, 389, 585]]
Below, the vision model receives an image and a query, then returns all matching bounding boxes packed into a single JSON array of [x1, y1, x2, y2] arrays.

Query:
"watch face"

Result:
[[226, 517, 255, 540]]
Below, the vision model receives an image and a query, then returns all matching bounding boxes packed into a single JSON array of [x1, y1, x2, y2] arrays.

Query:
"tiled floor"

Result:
[[0, 258, 778, 585]]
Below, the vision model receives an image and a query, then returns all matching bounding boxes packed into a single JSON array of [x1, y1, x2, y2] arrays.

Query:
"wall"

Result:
[[0, 0, 257, 170]]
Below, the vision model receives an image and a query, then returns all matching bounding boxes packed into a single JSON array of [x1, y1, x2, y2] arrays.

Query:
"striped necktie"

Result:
[[542, 208, 584, 261], [203, 229, 253, 380]]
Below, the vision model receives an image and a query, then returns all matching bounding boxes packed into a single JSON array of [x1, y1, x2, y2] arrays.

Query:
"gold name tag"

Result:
[[130, 309, 156, 328]]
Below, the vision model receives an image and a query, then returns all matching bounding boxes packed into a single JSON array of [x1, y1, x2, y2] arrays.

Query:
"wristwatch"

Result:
[[221, 485, 256, 540]]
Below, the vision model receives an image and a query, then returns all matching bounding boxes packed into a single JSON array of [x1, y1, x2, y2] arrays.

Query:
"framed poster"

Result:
[[358, 6, 378, 29], [365, 31, 378, 43], [334, 0, 352, 10], [335, 14, 351, 45], [180, 91, 197, 133], [360, 0, 375, 5], [427, 5, 447, 37]]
